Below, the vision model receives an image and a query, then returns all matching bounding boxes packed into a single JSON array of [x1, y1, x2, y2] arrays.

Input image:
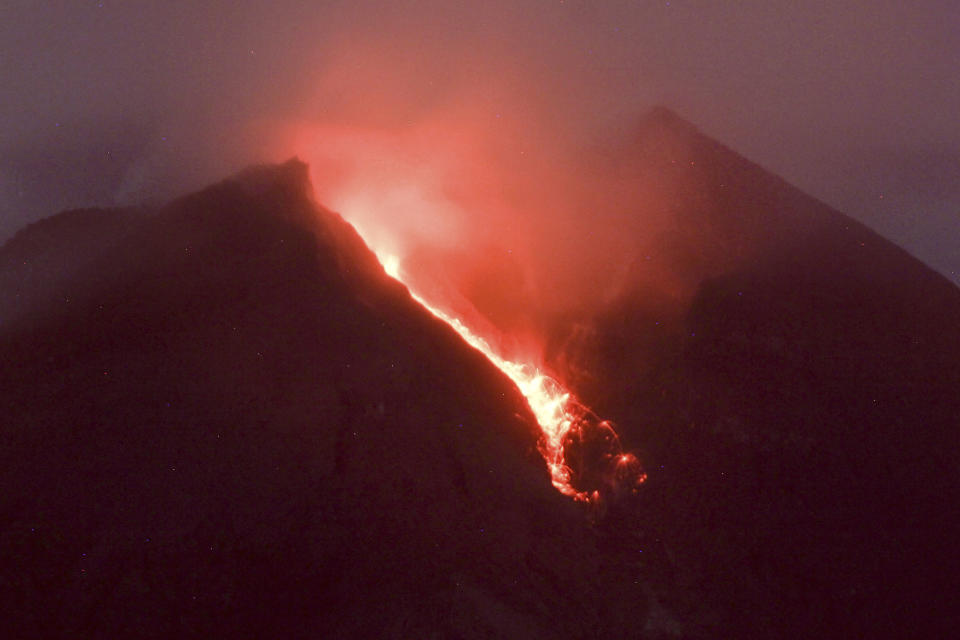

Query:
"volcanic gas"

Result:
[[347, 223, 645, 504], [284, 106, 654, 504]]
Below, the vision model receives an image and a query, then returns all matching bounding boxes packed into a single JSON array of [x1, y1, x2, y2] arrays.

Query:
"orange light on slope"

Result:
[[351, 232, 644, 503]]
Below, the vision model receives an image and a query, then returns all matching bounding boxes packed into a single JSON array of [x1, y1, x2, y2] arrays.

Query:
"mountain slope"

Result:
[[550, 108, 960, 637], [6, 114, 957, 638], [0, 206, 144, 327], [0, 160, 646, 638]]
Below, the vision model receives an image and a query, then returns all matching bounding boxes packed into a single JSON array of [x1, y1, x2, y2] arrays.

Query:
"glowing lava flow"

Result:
[[371, 247, 645, 504]]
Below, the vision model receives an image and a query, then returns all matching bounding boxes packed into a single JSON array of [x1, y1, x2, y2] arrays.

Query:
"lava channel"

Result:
[[355, 238, 646, 505]]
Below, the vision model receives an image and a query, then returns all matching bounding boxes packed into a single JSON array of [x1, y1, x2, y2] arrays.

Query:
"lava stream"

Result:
[[368, 245, 645, 504]]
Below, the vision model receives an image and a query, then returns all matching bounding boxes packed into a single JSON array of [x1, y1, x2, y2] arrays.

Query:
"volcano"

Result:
[[2, 109, 959, 638], [0, 161, 650, 638], [542, 108, 960, 637]]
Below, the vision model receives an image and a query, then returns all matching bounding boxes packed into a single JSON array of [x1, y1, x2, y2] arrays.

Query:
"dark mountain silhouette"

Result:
[[545, 107, 960, 637], [3, 107, 959, 639], [0, 206, 144, 327], [0, 160, 646, 638]]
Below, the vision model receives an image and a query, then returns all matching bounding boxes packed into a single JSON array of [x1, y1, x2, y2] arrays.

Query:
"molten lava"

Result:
[[354, 231, 645, 504]]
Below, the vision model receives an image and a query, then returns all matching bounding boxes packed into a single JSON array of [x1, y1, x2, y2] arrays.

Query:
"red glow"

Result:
[[274, 63, 653, 502], [348, 238, 643, 504]]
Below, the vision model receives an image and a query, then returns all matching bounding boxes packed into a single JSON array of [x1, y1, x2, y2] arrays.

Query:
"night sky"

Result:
[[2, 1, 957, 283]]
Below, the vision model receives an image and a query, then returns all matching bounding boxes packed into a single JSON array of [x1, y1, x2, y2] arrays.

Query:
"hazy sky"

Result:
[[1, 1, 957, 283]]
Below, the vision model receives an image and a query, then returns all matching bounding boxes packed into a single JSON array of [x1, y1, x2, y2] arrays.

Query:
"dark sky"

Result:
[[2, 1, 957, 283]]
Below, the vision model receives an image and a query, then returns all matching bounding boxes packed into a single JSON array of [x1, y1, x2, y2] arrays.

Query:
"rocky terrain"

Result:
[[2, 111, 958, 637]]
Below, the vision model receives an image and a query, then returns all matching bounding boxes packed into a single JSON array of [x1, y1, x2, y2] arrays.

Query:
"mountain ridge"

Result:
[[2, 113, 958, 636], [544, 106, 960, 637], [0, 159, 650, 638]]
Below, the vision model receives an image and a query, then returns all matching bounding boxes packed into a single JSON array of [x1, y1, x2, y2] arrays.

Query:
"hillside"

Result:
[[0, 160, 646, 638], [548, 108, 960, 637]]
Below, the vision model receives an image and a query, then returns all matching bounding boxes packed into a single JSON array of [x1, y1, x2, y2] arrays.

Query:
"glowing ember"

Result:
[[349, 228, 645, 504]]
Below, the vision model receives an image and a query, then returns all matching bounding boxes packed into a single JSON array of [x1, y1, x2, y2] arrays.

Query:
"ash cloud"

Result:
[[1, 0, 958, 284]]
